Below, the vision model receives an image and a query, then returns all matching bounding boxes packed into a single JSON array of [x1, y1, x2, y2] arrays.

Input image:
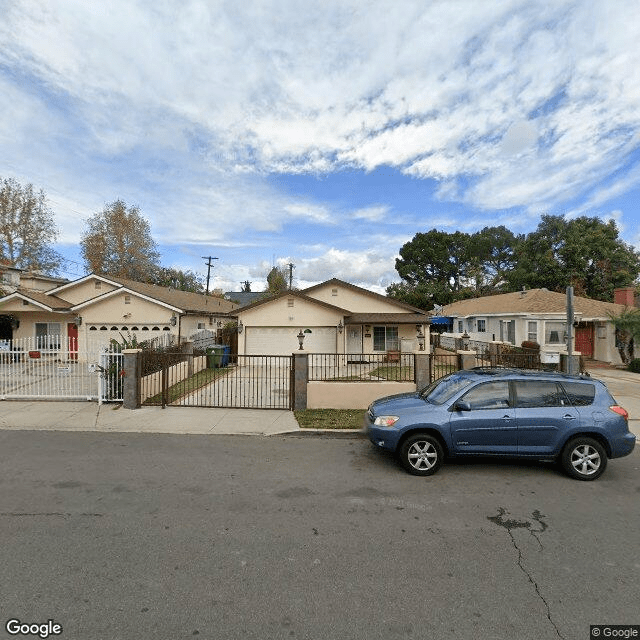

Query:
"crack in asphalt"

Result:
[[488, 507, 563, 640]]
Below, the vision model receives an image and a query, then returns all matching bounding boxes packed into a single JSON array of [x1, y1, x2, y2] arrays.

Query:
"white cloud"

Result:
[[296, 248, 397, 286], [351, 205, 389, 222], [2, 0, 640, 288]]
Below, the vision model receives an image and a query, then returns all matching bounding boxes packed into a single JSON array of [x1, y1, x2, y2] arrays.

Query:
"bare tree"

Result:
[[0, 177, 61, 273], [81, 200, 161, 280]]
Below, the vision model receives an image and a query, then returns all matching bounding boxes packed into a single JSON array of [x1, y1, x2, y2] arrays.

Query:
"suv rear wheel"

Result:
[[399, 434, 444, 476], [561, 437, 607, 481]]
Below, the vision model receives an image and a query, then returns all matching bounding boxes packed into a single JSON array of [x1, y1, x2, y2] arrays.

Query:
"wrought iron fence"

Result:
[[429, 352, 460, 383], [308, 353, 416, 383], [140, 353, 292, 409]]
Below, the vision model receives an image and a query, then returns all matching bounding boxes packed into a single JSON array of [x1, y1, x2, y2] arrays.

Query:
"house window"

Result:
[[373, 326, 399, 351], [332, 288, 338, 296], [287, 298, 294, 307], [95, 281, 102, 290], [477, 319, 486, 332], [528, 321, 538, 342], [457, 321, 463, 333], [545, 322, 565, 344], [124, 295, 131, 304], [35, 323, 61, 350], [197, 322, 205, 329]]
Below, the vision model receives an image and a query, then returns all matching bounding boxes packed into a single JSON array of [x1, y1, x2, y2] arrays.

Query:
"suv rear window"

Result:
[[514, 381, 566, 408], [560, 382, 595, 406]]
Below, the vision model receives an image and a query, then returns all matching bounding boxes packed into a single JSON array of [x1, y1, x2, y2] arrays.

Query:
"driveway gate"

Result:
[[0, 336, 123, 401], [140, 353, 293, 409]]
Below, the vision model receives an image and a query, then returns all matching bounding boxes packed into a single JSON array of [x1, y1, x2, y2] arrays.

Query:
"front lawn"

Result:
[[294, 409, 366, 430], [143, 366, 229, 405]]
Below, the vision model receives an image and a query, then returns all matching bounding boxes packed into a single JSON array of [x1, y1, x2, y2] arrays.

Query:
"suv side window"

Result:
[[514, 381, 566, 408], [460, 381, 510, 410], [560, 382, 596, 406]]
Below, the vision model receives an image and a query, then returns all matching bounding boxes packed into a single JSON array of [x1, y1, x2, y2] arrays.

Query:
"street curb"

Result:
[[278, 429, 366, 438]]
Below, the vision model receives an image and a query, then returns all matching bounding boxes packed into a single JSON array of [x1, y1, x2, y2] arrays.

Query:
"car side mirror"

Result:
[[453, 401, 471, 412]]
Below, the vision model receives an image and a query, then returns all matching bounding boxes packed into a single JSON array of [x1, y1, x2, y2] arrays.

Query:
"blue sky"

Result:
[[1, 0, 639, 294]]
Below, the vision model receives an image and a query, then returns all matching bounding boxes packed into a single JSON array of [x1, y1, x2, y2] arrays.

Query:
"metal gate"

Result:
[[140, 353, 293, 409], [0, 336, 123, 401]]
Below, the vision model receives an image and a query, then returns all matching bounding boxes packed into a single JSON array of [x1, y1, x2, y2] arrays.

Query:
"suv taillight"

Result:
[[609, 405, 628, 421]]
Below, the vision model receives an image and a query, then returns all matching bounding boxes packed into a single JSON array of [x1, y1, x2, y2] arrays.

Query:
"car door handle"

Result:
[[563, 414, 577, 420], [502, 415, 512, 421]]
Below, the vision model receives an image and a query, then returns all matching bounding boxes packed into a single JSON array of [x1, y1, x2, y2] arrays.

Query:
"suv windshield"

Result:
[[421, 373, 475, 405]]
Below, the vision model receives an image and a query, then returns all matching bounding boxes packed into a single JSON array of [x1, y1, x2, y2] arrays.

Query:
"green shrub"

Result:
[[628, 358, 640, 373]]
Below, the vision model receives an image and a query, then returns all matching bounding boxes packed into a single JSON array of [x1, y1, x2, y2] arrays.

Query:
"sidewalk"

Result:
[[0, 367, 637, 438], [586, 367, 640, 437], [0, 401, 301, 436]]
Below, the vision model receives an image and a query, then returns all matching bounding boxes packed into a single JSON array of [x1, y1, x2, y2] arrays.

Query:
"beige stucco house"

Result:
[[236, 278, 430, 355], [0, 273, 238, 353], [439, 287, 636, 364]]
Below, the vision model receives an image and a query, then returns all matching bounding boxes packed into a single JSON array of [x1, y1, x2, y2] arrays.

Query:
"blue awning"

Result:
[[430, 316, 453, 324]]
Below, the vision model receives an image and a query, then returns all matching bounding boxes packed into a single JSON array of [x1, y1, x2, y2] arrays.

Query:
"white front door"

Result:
[[346, 326, 362, 354]]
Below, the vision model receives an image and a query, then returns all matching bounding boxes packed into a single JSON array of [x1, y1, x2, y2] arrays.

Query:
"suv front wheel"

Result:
[[561, 437, 607, 481], [399, 434, 444, 476]]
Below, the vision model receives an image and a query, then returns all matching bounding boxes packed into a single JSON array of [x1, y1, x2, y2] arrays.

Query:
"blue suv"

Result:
[[365, 368, 635, 480]]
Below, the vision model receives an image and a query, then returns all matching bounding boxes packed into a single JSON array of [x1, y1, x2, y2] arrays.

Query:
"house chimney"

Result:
[[614, 287, 636, 307]]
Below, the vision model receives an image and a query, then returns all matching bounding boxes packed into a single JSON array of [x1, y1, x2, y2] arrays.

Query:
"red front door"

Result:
[[67, 322, 78, 360], [575, 324, 594, 358]]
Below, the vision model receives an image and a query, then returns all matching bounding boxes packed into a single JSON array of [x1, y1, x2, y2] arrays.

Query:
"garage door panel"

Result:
[[245, 328, 336, 355]]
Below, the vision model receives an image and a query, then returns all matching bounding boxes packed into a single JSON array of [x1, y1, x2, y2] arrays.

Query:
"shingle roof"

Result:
[[99, 276, 239, 314], [224, 291, 263, 306], [14, 289, 73, 311], [441, 288, 628, 319]]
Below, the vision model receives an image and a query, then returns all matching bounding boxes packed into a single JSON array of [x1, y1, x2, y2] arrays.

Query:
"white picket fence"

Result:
[[0, 335, 124, 402]]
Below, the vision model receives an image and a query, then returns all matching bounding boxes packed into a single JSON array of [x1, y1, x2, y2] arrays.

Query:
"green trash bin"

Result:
[[207, 346, 224, 368]]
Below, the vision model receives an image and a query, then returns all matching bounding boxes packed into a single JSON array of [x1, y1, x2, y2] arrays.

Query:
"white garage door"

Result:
[[245, 327, 337, 355]]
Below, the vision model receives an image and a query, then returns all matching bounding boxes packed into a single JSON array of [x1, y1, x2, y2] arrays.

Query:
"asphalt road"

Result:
[[1, 431, 638, 640]]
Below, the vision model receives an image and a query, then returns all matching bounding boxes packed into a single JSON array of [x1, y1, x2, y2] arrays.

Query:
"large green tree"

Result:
[[390, 229, 473, 307], [506, 215, 640, 300], [150, 267, 205, 293], [81, 200, 161, 280], [388, 227, 519, 308], [468, 226, 522, 295], [0, 177, 61, 273]]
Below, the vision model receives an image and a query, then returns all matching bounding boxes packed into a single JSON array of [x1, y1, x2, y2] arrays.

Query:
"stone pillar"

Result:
[[415, 353, 430, 390], [488, 341, 502, 367], [122, 349, 142, 410], [293, 352, 308, 411], [457, 350, 477, 370], [181, 340, 194, 377]]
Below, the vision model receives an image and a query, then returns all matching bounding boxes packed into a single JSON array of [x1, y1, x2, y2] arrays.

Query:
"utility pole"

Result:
[[566, 286, 575, 374], [287, 262, 295, 290], [202, 256, 218, 295]]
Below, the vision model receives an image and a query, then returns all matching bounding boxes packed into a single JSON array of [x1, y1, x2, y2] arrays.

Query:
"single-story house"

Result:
[[235, 278, 431, 355], [0, 273, 238, 354], [438, 287, 636, 364]]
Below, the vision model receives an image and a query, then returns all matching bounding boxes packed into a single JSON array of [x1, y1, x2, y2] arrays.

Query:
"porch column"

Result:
[[122, 348, 142, 410], [293, 352, 308, 411]]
